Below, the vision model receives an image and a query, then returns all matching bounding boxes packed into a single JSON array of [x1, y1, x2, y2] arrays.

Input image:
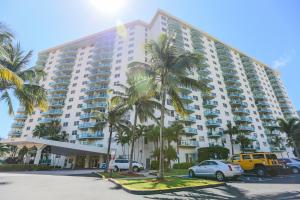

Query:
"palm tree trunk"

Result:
[[292, 140, 300, 157], [105, 123, 113, 173], [129, 110, 138, 173], [158, 89, 166, 179], [230, 134, 234, 155]]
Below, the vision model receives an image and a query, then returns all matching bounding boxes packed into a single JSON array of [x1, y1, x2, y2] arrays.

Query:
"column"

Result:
[[33, 145, 46, 165]]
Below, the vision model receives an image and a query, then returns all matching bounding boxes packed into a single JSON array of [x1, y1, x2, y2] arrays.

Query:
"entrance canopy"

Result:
[[0, 137, 107, 156]]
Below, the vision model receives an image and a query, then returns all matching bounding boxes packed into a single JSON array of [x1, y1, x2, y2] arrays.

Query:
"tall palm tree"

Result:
[[129, 34, 209, 179], [112, 73, 161, 173], [92, 102, 128, 172], [0, 23, 47, 115], [277, 118, 300, 157], [224, 122, 239, 155]]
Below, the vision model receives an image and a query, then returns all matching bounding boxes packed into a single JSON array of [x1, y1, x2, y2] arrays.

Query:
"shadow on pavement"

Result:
[[143, 185, 300, 200]]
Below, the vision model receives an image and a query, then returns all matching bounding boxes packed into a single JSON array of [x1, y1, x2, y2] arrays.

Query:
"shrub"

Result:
[[150, 160, 168, 170], [198, 146, 230, 162], [173, 162, 195, 169], [0, 164, 59, 172]]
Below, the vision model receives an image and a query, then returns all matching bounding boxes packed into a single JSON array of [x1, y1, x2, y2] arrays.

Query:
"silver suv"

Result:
[[278, 158, 300, 174], [112, 159, 144, 172]]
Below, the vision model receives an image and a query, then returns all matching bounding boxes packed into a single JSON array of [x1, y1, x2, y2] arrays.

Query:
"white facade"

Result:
[[9, 10, 298, 167]]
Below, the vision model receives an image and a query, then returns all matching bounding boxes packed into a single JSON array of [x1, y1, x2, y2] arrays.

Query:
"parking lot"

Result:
[[0, 171, 299, 200]]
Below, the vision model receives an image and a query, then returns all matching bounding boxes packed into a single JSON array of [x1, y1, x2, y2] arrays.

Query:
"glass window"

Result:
[[242, 155, 251, 160], [252, 154, 265, 159]]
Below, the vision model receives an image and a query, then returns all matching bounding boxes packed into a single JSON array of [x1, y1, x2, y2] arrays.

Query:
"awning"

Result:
[[0, 137, 107, 156]]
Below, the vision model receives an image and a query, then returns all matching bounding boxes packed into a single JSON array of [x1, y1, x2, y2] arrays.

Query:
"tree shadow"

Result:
[[143, 185, 300, 200]]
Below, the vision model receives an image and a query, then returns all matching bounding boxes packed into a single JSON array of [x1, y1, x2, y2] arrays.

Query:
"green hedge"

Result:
[[0, 164, 58, 172], [173, 162, 195, 169], [150, 160, 169, 170], [198, 146, 229, 162]]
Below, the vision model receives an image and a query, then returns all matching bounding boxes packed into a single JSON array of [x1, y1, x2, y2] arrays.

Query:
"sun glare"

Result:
[[90, 0, 126, 16]]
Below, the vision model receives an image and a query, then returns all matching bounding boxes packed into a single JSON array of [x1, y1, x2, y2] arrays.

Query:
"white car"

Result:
[[112, 159, 144, 172], [278, 158, 300, 174], [188, 160, 243, 181]]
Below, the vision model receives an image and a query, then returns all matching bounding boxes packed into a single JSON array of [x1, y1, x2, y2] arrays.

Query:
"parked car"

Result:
[[278, 158, 300, 174], [99, 162, 106, 169], [188, 160, 243, 181], [112, 159, 144, 172], [230, 153, 283, 177]]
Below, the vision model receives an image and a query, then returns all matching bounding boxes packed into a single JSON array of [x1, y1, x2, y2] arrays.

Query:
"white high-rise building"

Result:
[[5, 10, 298, 168]]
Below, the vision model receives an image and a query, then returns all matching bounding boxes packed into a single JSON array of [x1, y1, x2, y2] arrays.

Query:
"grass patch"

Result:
[[165, 169, 188, 176], [114, 177, 221, 191], [99, 171, 144, 179]]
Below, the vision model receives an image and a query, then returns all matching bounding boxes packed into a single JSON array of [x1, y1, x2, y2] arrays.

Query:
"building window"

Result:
[[115, 74, 120, 78], [76, 112, 81, 117], [67, 105, 72, 110], [65, 114, 70, 118], [196, 115, 201, 120], [77, 104, 82, 108], [69, 98, 73, 102], [29, 119, 33, 122], [63, 122, 68, 127], [197, 125, 203, 130], [72, 130, 77, 135], [74, 121, 79, 125], [26, 127, 30, 130]]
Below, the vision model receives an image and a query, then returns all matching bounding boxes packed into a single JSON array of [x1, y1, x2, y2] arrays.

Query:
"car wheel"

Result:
[[113, 166, 119, 172], [189, 170, 195, 178], [291, 167, 300, 174], [133, 166, 139, 172], [256, 166, 266, 177], [216, 171, 225, 182]]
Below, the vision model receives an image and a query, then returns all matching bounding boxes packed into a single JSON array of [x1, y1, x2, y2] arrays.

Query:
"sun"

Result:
[[90, 0, 126, 16]]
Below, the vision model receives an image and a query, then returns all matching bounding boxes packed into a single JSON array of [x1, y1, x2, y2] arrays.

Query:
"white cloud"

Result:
[[271, 49, 296, 69]]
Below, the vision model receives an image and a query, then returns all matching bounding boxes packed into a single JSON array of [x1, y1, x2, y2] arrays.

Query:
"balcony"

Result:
[[9, 131, 22, 137], [228, 93, 245, 100], [176, 116, 196, 123], [78, 122, 97, 129], [48, 87, 68, 93], [223, 71, 238, 77], [262, 122, 279, 128], [203, 100, 218, 108], [42, 109, 63, 116], [270, 147, 286, 152], [80, 113, 100, 119], [224, 77, 240, 84], [88, 78, 110, 84], [40, 118, 61, 123], [204, 110, 219, 117], [49, 80, 70, 86], [253, 94, 267, 100], [83, 102, 107, 110], [14, 114, 27, 120], [226, 85, 242, 92], [198, 75, 213, 83], [86, 86, 108, 93], [201, 92, 216, 100], [77, 131, 104, 140], [238, 126, 254, 132], [48, 102, 64, 107], [48, 94, 67, 100], [179, 95, 193, 102], [184, 127, 198, 135], [207, 131, 223, 138], [258, 108, 272, 114], [232, 108, 250, 115], [11, 122, 25, 128], [206, 120, 221, 127], [234, 116, 252, 123], [241, 145, 256, 151], [178, 140, 198, 147], [84, 94, 108, 101], [256, 101, 270, 107], [230, 100, 247, 107], [260, 115, 275, 121], [88, 70, 111, 77], [80, 141, 104, 147]]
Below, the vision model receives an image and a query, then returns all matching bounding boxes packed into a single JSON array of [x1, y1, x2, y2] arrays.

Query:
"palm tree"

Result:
[[144, 125, 160, 151], [114, 126, 131, 157], [236, 134, 251, 153], [33, 123, 47, 138], [277, 118, 300, 157], [164, 121, 185, 157], [111, 73, 160, 173], [224, 122, 239, 155], [0, 144, 9, 157], [0, 23, 47, 115], [92, 103, 128, 172], [129, 34, 209, 179]]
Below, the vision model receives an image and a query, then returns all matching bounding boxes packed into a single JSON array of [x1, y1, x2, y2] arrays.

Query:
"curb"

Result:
[[109, 178, 226, 195]]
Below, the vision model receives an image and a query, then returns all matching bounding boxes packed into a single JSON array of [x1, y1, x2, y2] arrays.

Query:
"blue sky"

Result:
[[1, 0, 299, 138]]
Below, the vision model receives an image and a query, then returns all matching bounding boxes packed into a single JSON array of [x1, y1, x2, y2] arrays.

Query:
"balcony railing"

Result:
[[77, 132, 104, 140]]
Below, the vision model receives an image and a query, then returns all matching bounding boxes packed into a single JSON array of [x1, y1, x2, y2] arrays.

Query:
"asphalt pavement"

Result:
[[0, 171, 299, 200]]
